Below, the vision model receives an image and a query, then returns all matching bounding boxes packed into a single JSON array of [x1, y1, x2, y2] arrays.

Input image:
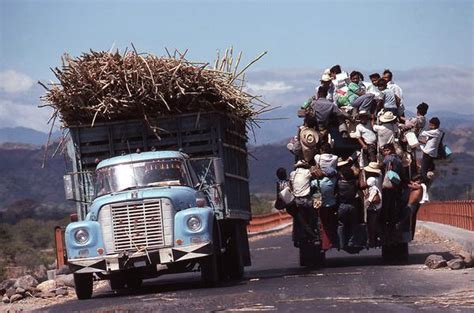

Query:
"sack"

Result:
[[404, 131, 419, 148], [278, 186, 295, 207], [437, 144, 451, 160], [436, 131, 451, 160], [382, 170, 400, 188]]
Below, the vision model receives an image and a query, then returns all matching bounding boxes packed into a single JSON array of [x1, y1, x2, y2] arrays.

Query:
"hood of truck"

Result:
[[86, 185, 198, 220]]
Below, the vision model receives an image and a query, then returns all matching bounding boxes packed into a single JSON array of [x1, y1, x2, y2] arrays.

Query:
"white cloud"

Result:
[[0, 99, 53, 132], [246, 81, 293, 93], [0, 70, 34, 93]]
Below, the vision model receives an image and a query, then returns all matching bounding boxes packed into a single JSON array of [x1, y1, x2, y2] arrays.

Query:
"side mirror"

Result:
[[213, 158, 225, 186], [63, 174, 76, 200]]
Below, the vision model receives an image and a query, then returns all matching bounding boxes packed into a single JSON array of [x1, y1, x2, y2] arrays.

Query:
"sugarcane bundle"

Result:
[[39, 48, 269, 128]]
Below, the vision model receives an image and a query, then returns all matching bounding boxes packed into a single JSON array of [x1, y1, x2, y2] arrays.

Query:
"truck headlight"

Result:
[[74, 228, 90, 245], [186, 216, 202, 232]]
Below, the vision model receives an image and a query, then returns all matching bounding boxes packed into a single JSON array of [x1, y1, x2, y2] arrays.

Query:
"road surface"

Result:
[[37, 228, 474, 312]]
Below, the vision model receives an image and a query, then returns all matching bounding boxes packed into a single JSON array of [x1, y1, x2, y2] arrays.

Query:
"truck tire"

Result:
[[73, 273, 93, 300], [109, 276, 125, 291], [382, 243, 409, 263], [201, 224, 220, 286], [227, 224, 245, 280], [125, 276, 143, 289]]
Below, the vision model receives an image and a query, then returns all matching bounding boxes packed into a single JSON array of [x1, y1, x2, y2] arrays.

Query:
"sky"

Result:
[[0, 0, 473, 133]]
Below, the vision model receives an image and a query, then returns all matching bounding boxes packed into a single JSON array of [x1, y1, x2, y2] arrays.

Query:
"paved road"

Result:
[[43, 229, 474, 312]]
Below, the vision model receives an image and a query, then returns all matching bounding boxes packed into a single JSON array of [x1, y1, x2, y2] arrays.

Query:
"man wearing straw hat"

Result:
[[373, 111, 399, 153], [289, 160, 320, 249]]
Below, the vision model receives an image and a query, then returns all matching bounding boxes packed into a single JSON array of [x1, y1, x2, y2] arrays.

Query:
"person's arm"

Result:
[[395, 94, 401, 107], [399, 117, 416, 130], [357, 137, 368, 150], [418, 130, 431, 144], [333, 105, 350, 119]]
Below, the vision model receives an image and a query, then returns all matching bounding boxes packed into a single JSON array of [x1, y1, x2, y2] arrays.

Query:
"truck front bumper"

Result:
[[68, 241, 212, 274]]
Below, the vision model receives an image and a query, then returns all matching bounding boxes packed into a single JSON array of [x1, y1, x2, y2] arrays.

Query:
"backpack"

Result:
[[436, 131, 451, 160]]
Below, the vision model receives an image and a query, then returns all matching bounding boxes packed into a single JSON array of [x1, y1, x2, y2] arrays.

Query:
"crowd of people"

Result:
[[277, 65, 449, 252]]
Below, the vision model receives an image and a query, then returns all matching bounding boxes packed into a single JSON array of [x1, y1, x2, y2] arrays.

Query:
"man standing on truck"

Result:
[[383, 69, 405, 117], [310, 85, 351, 139], [418, 117, 443, 183], [289, 160, 320, 248]]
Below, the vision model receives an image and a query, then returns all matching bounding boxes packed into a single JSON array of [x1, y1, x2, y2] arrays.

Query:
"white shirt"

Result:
[[419, 129, 443, 157], [314, 153, 338, 173], [289, 168, 312, 197], [373, 123, 399, 148], [365, 82, 382, 100], [367, 185, 382, 210], [354, 122, 377, 144], [420, 183, 429, 204]]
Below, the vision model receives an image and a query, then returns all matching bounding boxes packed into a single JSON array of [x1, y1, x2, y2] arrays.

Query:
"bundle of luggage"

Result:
[[277, 65, 451, 253]]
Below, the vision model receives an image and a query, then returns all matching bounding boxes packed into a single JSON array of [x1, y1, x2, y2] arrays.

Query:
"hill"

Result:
[[0, 117, 472, 222]]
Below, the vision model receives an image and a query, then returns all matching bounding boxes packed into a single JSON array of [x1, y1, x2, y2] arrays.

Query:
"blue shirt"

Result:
[[318, 176, 337, 207], [382, 89, 397, 109]]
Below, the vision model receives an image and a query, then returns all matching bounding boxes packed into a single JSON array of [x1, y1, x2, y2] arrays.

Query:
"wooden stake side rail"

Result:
[[417, 201, 474, 231], [247, 211, 292, 233]]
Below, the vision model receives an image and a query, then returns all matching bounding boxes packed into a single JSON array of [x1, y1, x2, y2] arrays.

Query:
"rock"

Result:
[[459, 252, 474, 268], [5, 288, 16, 298], [55, 287, 68, 296], [9, 293, 23, 303], [0, 279, 16, 295], [56, 265, 72, 275], [13, 275, 38, 289], [40, 291, 56, 299], [447, 258, 466, 270], [424, 254, 447, 269], [15, 287, 26, 295], [26, 286, 41, 295], [2, 295, 9, 303], [55, 274, 75, 288], [36, 279, 56, 292]]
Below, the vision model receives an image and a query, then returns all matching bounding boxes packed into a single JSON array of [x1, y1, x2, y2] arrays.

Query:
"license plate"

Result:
[[134, 260, 146, 268]]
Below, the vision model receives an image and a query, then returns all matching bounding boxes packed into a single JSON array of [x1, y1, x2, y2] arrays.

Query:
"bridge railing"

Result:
[[247, 211, 292, 234], [417, 200, 474, 231]]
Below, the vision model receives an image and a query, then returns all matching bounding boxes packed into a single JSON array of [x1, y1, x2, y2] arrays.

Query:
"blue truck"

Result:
[[62, 112, 251, 299]]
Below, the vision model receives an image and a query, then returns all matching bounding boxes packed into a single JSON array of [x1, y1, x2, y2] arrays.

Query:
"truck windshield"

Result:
[[95, 158, 190, 197]]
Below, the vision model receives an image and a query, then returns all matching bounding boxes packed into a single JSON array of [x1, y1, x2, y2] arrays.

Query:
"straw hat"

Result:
[[321, 73, 332, 82], [300, 127, 319, 148], [295, 160, 309, 168], [364, 162, 382, 175], [337, 157, 350, 167], [380, 111, 397, 123]]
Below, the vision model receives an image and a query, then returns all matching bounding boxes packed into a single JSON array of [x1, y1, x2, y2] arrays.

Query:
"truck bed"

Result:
[[67, 111, 251, 220]]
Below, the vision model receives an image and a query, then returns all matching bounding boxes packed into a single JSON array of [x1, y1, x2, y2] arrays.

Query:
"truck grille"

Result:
[[99, 198, 174, 254], [111, 200, 165, 251]]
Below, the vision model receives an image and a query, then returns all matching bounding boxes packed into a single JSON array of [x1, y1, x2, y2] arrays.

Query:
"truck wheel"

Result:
[[201, 224, 220, 286], [73, 273, 93, 300], [227, 224, 245, 280], [201, 253, 219, 286], [109, 276, 126, 291], [125, 276, 143, 289]]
